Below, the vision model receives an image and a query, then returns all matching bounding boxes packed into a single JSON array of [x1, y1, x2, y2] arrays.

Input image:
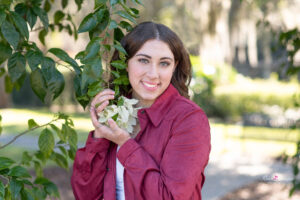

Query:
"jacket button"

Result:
[[141, 110, 145, 114], [106, 167, 109, 171]]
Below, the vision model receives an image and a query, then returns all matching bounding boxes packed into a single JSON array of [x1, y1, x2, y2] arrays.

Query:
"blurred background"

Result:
[[1, 0, 300, 199]]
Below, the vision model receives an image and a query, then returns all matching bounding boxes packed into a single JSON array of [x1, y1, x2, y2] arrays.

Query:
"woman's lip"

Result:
[[141, 81, 159, 90]]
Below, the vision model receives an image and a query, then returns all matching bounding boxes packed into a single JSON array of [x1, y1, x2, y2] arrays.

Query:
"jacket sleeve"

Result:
[[117, 110, 211, 200], [71, 131, 111, 200]]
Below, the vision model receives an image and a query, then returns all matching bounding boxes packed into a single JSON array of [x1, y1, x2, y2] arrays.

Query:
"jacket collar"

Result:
[[141, 84, 180, 127]]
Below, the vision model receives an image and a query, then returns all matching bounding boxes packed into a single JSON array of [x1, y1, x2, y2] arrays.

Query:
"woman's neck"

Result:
[[132, 92, 153, 108]]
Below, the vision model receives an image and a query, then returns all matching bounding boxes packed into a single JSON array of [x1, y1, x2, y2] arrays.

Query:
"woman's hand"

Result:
[[89, 89, 131, 147]]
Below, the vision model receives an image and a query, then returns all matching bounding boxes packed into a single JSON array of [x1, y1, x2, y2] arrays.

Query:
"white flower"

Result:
[[97, 96, 140, 135]]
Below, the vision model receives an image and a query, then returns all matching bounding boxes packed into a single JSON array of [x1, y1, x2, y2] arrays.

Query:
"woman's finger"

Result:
[[108, 118, 119, 132], [95, 94, 115, 106], [91, 89, 115, 105], [96, 100, 109, 113], [90, 106, 100, 128]]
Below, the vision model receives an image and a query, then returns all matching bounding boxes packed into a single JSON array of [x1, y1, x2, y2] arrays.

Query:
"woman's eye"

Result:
[[138, 58, 149, 64], [160, 62, 170, 67]]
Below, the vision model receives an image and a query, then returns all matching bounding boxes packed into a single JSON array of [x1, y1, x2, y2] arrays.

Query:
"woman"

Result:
[[71, 21, 211, 200]]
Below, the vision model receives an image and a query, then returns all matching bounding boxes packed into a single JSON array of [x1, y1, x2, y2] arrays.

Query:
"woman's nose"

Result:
[[147, 64, 159, 79]]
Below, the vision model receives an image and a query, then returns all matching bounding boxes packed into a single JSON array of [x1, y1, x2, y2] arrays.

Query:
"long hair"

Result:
[[110, 21, 192, 99]]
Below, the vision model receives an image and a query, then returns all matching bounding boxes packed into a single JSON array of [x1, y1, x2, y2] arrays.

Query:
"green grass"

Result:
[[1, 108, 92, 143], [1, 108, 299, 159]]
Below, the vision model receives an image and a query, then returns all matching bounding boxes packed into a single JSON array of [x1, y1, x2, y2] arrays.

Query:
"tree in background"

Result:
[[0, 0, 141, 199]]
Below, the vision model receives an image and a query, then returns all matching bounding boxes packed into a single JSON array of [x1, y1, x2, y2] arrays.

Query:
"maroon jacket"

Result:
[[71, 84, 211, 200]]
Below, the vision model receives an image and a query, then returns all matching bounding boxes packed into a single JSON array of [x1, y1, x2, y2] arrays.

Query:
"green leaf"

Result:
[[62, 0, 68, 8], [0, 41, 12, 65], [44, 0, 51, 12], [114, 43, 127, 55], [58, 146, 68, 156], [30, 68, 47, 102], [111, 70, 120, 78], [0, 9, 6, 26], [26, 50, 43, 71], [89, 9, 109, 39], [110, 0, 119, 6], [94, 7, 106, 22], [75, 51, 85, 60], [7, 52, 26, 82], [11, 11, 29, 39], [38, 29, 48, 45], [67, 127, 77, 149], [9, 178, 23, 200], [68, 146, 77, 160], [119, 20, 132, 31], [14, 71, 26, 91], [38, 128, 55, 157], [120, 2, 138, 18], [81, 57, 102, 90], [109, 19, 118, 30], [28, 119, 39, 129], [20, 179, 33, 187], [95, 0, 107, 8], [48, 48, 81, 74], [20, 188, 34, 200], [32, 6, 49, 30], [41, 57, 65, 100], [116, 10, 136, 24], [8, 166, 31, 178], [133, 0, 143, 5], [33, 161, 43, 177], [51, 152, 68, 169], [112, 113, 118, 121], [75, 0, 83, 10], [111, 60, 127, 69], [21, 151, 32, 165], [0, 67, 5, 78], [0, 157, 15, 170], [54, 10, 65, 24], [77, 13, 97, 33], [0, 181, 4, 198], [113, 74, 129, 85], [114, 27, 124, 42], [0, 0, 11, 6], [130, 8, 139, 15], [1, 20, 20, 49], [74, 74, 90, 108], [14, 3, 26, 16], [4, 75, 13, 93], [82, 37, 102, 62], [26, 8, 37, 29], [59, 124, 68, 142], [34, 177, 59, 198], [50, 124, 61, 137]]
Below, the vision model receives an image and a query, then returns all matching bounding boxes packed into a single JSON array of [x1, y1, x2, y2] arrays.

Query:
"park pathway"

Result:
[[0, 133, 296, 200]]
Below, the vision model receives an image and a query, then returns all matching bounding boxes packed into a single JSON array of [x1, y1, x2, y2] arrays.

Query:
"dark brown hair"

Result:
[[110, 21, 192, 99]]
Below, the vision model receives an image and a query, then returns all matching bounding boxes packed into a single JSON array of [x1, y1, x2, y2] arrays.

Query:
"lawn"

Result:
[[1, 108, 299, 159]]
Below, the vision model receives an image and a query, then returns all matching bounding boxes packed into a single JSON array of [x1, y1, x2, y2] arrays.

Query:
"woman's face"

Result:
[[127, 39, 176, 108]]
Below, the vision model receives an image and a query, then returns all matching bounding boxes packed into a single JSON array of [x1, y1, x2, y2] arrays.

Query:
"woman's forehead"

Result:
[[134, 39, 174, 59]]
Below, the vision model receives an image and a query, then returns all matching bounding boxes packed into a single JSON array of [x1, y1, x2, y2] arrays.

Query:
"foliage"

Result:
[[278, 28, 300, 197], [0, 0, 142, 199]]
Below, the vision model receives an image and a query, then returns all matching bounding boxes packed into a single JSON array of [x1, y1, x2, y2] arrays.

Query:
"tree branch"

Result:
[[0, 118, 60, 149]]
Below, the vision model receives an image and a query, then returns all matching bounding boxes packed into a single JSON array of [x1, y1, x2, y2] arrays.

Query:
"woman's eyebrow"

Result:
[[136, 54, 174, 61], [136, 54, 151, 58], [161, 57, 173, 61]]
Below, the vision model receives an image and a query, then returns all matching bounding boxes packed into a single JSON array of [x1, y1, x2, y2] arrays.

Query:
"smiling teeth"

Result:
[[143, 82, 157, 88]]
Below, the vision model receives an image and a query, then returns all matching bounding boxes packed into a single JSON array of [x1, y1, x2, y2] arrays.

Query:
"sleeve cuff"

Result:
[[85, 131, 111, 153], [116, 139, 140, 166]]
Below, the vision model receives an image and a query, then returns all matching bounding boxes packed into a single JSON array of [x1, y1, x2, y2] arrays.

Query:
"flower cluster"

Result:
[[97, 96, 140, 135]]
